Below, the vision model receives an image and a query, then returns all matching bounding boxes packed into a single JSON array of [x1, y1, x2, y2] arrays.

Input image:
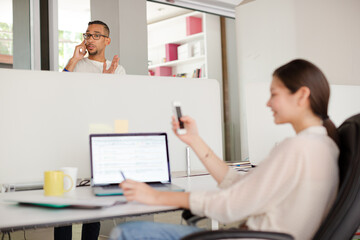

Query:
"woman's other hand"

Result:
[[120, 179, 160, 205]]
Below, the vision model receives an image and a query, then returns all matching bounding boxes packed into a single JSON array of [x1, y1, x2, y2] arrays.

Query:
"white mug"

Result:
[[60, 167, 78, 192]]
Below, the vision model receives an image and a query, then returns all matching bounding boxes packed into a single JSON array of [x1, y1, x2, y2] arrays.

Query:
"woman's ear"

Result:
[[296, 86, 311, 106]]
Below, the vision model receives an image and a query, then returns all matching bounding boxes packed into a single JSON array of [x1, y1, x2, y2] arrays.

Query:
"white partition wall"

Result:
[[235, 0, 360, 161], [0, 69, 223, 184], [246, 82, 360, 165]]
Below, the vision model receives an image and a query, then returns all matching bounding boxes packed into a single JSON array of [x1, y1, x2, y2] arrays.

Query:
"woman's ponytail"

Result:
[[323, 117, 340, 147]]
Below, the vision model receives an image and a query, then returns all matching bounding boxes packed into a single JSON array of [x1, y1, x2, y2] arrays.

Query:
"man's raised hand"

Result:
[[103, 55, 119, 74]]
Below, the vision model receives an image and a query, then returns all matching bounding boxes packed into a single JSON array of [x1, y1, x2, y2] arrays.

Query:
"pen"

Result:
[[119, 171, 126, 181]]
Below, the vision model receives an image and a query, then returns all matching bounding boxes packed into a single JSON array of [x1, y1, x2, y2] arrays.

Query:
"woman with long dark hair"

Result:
[[110, 59, 339, 240]]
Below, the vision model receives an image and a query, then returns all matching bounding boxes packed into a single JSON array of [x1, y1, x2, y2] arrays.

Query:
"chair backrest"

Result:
[[313, 113, 360, 240]]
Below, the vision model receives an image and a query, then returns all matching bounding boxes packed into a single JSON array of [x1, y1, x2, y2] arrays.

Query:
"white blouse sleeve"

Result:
[[218, 168, 248, 189], [189, 140, 305, 223]]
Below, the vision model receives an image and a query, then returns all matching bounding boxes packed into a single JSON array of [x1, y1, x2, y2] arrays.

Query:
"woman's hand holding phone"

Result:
[[172, 102, 201, 146], [172, 102, 186, 135], [171, 115, 199, 146]]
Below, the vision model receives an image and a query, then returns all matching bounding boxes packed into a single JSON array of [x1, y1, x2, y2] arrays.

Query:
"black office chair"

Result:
[[313, 113, 360, 240], [181, 113, 360, 240]]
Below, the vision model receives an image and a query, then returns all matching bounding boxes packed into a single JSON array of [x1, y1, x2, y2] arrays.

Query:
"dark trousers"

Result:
[[54, 222, 100, 240]]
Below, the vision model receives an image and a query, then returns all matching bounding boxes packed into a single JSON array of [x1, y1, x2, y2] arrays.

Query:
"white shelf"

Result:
[[147, 11, 221, 81], [147, 11, 203, 30], [148, 32, 204, 50], [148, 55, 205, 70]]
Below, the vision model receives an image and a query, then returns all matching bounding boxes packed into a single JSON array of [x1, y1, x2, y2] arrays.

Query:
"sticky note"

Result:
[[89, 124, 113, 134], [114, 120, 128, 133]]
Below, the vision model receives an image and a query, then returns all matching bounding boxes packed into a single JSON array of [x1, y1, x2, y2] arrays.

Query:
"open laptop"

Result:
[[90, 132, 184, 196]]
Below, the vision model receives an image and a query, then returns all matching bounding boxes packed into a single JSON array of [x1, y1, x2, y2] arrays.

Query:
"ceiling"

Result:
[[147, 0, 244, 19], [0, 0, 240, 29], [147, 2, 192, 24], [212, 0, 244, 4]]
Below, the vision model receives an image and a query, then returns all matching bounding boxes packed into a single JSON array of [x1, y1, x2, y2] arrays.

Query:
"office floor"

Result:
[[2, 210, 218, 240], [3, 211, 359, 239]]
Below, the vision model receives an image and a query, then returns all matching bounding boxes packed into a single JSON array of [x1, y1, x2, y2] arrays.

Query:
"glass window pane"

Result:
[[0, 0, 13, 68], [58, 0, 90, 71]]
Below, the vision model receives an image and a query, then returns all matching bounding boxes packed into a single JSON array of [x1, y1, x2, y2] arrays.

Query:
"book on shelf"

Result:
[[192, 64, 206, 78], [192, 68, 200, 78]]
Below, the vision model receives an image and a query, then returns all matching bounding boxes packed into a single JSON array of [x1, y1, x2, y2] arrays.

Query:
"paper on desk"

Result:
[[4, 195, 127, 209]]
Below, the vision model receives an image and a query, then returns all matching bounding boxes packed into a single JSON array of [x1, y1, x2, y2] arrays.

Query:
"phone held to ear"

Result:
[[173, 101, 187, 135]]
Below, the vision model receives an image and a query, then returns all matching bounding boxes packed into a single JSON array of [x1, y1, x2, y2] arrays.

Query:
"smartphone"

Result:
[[173, 101, 187, 135]]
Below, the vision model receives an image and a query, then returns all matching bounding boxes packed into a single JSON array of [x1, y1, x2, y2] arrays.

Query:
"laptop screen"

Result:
[[90, 133, 171, 185]]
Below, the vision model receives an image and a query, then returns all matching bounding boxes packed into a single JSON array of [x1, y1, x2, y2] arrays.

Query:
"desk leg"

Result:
[[211, 219, 219, 230]]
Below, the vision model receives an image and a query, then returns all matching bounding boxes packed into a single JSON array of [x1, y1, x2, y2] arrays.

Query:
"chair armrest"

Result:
[[181, 230, 294, 240], [182, 210, 207, 226]]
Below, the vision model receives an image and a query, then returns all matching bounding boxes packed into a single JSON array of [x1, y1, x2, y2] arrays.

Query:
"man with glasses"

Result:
[[56, 20, 124, 240], [63, 20, 126, 74]]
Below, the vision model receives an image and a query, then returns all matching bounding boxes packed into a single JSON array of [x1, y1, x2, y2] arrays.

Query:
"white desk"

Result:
[[0, 175, 217, 232]]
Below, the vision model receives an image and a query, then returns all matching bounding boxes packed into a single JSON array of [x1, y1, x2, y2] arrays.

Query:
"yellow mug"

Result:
[[44, 171, 73, 196]]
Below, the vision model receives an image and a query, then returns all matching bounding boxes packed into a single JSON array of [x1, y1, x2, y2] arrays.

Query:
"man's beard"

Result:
[[88, 50, 98, 56]]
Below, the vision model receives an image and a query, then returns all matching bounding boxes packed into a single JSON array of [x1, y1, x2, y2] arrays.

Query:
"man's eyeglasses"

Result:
[[83, 33, 108, 40]]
